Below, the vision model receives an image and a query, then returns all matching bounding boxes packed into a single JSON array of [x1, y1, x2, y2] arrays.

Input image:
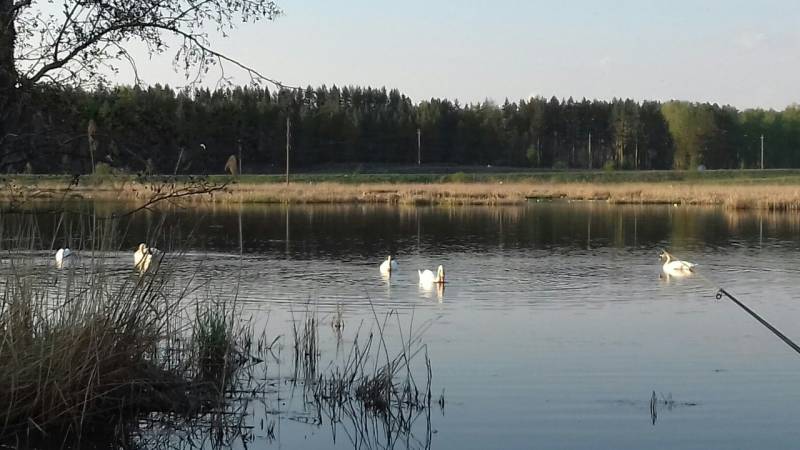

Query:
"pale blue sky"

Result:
[[120, 0, 800, 109]]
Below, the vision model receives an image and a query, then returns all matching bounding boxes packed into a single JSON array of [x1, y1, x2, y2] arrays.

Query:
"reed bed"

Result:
[[0, 254, 261, 448], [207, 181, 800, 210], [0, 206, 259, 448], [291, 306, 436, 449], [7, 175, 800, 210]]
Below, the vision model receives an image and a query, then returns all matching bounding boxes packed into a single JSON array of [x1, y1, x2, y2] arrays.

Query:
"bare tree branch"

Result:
[[11, 0, 286, 90], [10, 0, 31, 15]]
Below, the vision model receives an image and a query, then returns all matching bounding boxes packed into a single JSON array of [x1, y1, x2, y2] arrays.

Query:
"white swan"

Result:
[[418, 265, 445, 285], [134, 243, 160, 273], [379, 256, 399, 274], [134, 243, 147, 269], [660, 251, 696, 276], [55, 247, 75, 269]]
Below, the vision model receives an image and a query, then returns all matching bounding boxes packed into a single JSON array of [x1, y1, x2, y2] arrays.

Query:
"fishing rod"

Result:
[[714, 288, 800, 355], [666, 251, 800, 356]]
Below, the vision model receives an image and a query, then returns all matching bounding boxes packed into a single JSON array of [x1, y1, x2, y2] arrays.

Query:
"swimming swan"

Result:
[[419, 265, 445, 284], [55, 248, 75, 269], [659, 251, 696, 275], [379, 256, 399, 274], [134, 243, 160, 273]]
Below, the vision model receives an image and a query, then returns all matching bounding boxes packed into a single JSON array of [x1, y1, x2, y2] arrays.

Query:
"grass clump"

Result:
[[195, 302, 234, 385], [0, 271, 180, 445], [306, 308, 435, 445], [444, 171, 470, 183], [0, 251, 253, 448]]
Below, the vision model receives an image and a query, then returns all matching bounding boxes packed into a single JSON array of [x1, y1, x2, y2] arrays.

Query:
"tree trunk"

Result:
[[0, 0, 17, 90], [0, 0, 20, 161]]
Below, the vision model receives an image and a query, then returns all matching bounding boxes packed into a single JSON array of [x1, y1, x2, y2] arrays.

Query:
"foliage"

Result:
[[526, 145, 539, 167], [94, 161, 113, 176], [4, 0, 281, 89], [446, 171, 470, 183], [0, 0, 282, 175], [1, 85, 799, 173]]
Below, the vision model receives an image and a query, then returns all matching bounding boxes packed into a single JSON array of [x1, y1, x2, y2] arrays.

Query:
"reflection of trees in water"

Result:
[[722, 208, 800, 238], [13, 201, 800, 257]]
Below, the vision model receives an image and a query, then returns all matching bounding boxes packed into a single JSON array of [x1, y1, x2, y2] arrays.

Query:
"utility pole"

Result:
[[285, 116, 291, 185], [571, 144, 575, 167], [588, 132, 592, 170], [760, 134, 765, 170], [417, 128, 421, 165], [237, 139, 243, 176], [537, 137, 541, 167], [618, 120, 625, 165], [634, 135, 639, 170]]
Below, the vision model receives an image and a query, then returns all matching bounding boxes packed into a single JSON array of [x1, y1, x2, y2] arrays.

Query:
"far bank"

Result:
[[4, 170, 800, 210]]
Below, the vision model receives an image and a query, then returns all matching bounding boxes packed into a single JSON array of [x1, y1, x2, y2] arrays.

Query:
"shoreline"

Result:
[[227, 181, 800, 209], [5, 176, 800, 210]]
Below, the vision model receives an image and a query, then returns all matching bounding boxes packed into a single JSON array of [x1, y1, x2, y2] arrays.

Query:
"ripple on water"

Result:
[[5, 202, 800, 449]]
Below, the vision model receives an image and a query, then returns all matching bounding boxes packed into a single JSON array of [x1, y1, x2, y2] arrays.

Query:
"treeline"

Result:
[[4, 84, 800, 173]]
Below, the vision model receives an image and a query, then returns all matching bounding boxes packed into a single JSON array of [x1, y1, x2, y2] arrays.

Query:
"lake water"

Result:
[[6, 201, 800, 449]]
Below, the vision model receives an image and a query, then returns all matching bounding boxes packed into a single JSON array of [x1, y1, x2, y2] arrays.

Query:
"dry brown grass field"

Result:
[[6, 175, 800, 210]]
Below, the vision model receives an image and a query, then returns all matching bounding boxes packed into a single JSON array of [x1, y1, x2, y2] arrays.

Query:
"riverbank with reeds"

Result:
[[0, 211, 435, 448], [6, 170, 800, 210], [0, 260, 247, 447]]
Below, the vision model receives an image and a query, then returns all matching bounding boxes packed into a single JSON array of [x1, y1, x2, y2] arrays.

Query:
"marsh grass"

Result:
[[221, 181, 800, 210], [9, 170, 800, 210], [292, 306, 319, 382], [298, 307, 435, 449], [0, 215, 259, 448], [0, 263, 186, 445], [194, 301, 236, 388]]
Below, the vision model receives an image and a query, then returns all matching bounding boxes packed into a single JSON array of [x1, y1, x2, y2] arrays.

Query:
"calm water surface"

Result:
[[7, 202, 800, 449]]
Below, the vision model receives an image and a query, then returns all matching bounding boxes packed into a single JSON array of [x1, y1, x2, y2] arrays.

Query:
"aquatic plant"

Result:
[[292, 306, 320, 382], [195, 301, 235, 386], [0, 213, 257, 448], [0, 263, 187, 445], [300, 307, 437, 449]]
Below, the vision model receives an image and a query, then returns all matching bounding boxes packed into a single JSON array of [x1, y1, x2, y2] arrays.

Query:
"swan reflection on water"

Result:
[[419, 279, 445, 302]]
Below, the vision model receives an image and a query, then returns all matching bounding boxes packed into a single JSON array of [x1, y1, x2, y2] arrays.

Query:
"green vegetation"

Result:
[[2, 85, 799, 175], [10, 168, 800, 188], [0, 258, 241, 446], [444, 171, 471, 183], [0, 208, 258, 447], [225, 169, 800, 185], [195, 302, 235, 384]]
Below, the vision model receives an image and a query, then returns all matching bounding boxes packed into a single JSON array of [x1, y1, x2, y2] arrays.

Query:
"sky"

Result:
[[115, 0, 800, 109]]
